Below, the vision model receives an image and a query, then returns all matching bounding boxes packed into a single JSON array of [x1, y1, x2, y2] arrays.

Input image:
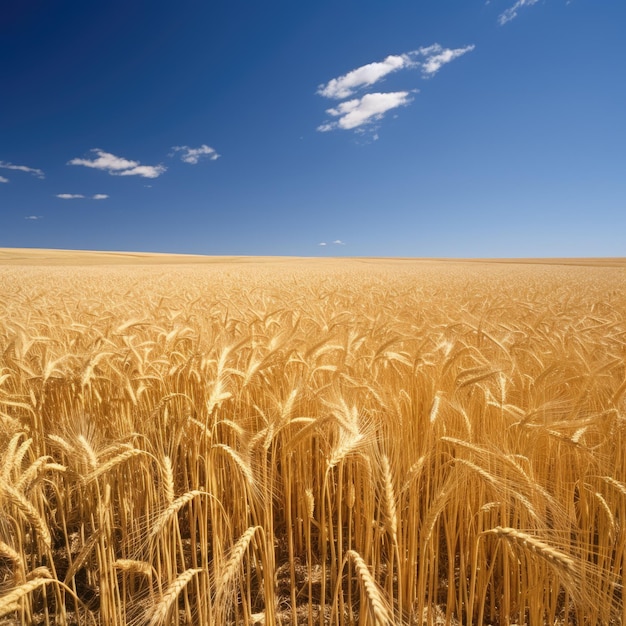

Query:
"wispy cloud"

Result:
[[57, 193, 109, 200], [0, 161, 45, 179], [24, 215, 43, 220], [318, 54, 415, 99], [318, 45, 474, 102], [318, 242, 327, 246], [418, 44, 475, 76], [0, 176, 8, 183], [318, 91, 412, 132], [498, 0, 540, 24], [317, 44, 474, 133], [117, 165, 166, 178], [333, 240, 346, 245], [69, 149, 166, 178], [171, 145, 220, 164]]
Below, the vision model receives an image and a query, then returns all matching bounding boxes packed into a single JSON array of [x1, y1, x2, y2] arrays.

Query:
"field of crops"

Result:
[[1, 251, 625, 625]]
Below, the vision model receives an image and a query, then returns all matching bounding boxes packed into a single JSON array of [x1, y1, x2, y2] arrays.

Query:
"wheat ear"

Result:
[[77, 435, 98, 470], [114, 559, 155, 579], [304, 488, 315, 519], [0, 541, 25, 583], [485, 527, 574, 574], [380, 454, 398, 543], [212, 443, 256, 491], [161, 455, 175, 505], [83, 448, 146, 483], [603, 476, 626, 497], [149, 490, 205, 540], [0, 480, 51, 548], [0, 577, 54, 618], [0, 433, 27, 485], [16, 457, 65, 491], [215, 526, 260, 608], [346, 550, 394, 626], [147, 568, 203, 626]]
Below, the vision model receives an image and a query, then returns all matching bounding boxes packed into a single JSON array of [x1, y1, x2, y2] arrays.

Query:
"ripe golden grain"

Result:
[[147, 568, 203, 626], [346, 549, 394, 626], [0, 577, 53, 618], [1, 255, 625, 625], [485, 526, 574, 573]]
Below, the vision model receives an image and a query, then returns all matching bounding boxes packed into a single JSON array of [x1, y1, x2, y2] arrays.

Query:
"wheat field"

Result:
[[1, 250, 625, 625]]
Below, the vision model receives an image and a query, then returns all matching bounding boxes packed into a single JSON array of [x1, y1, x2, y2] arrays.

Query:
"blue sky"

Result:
[[1, 0, 624, 257]]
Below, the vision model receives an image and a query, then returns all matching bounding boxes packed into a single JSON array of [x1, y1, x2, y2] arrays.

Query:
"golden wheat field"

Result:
[[1, 249, 626, 626]]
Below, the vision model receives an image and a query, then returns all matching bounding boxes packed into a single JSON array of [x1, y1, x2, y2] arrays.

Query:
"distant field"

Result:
[[1, 249, 625, 625], [1, 247, 625, 266]]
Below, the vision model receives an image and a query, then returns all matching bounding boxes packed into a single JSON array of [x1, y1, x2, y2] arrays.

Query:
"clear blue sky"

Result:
[[1, 1, 624, 257]]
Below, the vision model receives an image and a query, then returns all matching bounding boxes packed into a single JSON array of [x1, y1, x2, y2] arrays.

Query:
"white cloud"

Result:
[[319, 91, 412, 132], [0, 176, 8, 183], [24, 215, 43, 220], [498, 0, 540, 24], [318, 45, 474, 100], [0, 161, 45, 179], [171, 144, 220, 164], [318, 242, 327, 246], [69, 150, 137, 171], [333, 240, 346, 245], [419, 44, 475, 76], [69, 149, 166, 178], [317, 45, 474, 133], [318, 54, 415, 99], [57, 193, 110, 200], [117, 165, 166, 178]]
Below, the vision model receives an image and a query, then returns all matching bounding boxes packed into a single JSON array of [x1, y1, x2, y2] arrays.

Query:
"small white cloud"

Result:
[[333, 240, 346, 245], [117, 165, 166, 178], [498, 0, 540, 24], [0, 176, 8, 183], [419, 44, 475, 76], [319, 91, 412, 132], [24, 215, 43, 220], [318, 242, 327, 246], [57, 193, 110, 200], [318, 54, 415, 100], [171, 144, 220, 164], [0, 161, 45, 179], [69, 149, 166, 178], [69, 150, 137, 171]]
